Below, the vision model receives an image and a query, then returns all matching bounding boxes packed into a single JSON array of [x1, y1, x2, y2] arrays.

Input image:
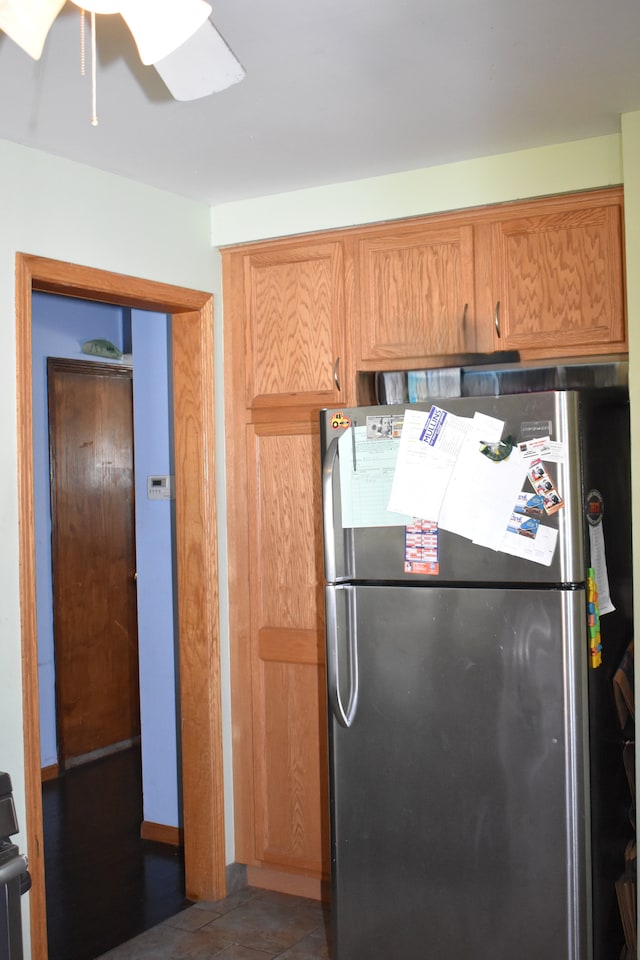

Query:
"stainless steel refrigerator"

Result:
[[320, 388, 634, 960]]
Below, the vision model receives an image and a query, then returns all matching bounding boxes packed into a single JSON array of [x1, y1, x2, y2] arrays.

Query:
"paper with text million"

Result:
[[338, 426, 413, 528], [387, 406, 472, 521]]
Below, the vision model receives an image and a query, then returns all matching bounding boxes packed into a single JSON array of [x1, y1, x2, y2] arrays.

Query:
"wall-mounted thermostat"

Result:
[[147, 475, 175, 500]]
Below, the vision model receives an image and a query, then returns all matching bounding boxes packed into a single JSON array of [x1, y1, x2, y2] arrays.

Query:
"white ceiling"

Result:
[[1, 0, 639, 207]]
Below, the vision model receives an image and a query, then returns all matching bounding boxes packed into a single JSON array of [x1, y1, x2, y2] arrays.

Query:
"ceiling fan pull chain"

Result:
[[90, 10, 98, 126], [80, 8, 86, 76]]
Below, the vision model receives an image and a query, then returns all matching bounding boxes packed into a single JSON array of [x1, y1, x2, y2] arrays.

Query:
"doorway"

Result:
[[16, 255, 225, 960], [37, 307, 186, 958]]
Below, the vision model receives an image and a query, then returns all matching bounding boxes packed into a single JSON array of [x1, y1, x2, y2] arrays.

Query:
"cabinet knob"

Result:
[[494, 301, 501, 339], [333, 357, 341, 392]]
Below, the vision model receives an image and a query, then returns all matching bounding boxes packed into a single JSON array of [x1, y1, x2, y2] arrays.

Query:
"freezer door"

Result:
[[321, 391, 605, 584], [328, 584, 590, 960]]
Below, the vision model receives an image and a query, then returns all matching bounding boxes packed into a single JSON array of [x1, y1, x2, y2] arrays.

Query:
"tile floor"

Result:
[[95, 888, 331, 960]]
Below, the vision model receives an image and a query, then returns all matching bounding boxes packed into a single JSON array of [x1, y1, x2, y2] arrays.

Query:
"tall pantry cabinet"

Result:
[[222, 238, 355, 894]]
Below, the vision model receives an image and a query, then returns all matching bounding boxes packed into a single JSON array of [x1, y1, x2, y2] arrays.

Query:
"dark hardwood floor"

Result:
[[42, 746, 191, 960]]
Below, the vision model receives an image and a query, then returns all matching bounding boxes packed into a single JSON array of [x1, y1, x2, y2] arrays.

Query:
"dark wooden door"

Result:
[[48, 358, 140, 766]]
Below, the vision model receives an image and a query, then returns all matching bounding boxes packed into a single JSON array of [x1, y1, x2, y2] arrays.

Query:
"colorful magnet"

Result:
[[404, 519, 439, 575], [526, 458, 564, 516], [587, 566, 602, 669], [585, 489, 604, 526], [329, 411, 351, 430], [479, 435, 514, 462]]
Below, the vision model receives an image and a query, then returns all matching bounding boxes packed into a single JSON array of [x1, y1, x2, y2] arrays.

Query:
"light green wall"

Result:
[[621, 116, 640, 896], [622, 112, 640, 584], [0, 138, 220, 957], [211, 133, 622, 246]]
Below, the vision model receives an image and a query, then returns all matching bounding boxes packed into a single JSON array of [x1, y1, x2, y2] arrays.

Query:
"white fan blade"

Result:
[[153, 18, 245, 100], [119, 0, 211, 66], [0, 0, 65, 59]]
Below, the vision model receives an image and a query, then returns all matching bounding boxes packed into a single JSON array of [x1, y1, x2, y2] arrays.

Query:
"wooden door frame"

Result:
[[16, 254, 225, 959]]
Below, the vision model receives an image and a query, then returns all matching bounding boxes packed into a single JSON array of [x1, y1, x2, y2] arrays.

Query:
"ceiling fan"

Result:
[[0, 0, 245, 101]]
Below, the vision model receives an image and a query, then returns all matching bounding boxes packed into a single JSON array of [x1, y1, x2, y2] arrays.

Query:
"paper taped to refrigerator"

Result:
[[338, 425, 413, 528], [588, 522, 615, 614], [468, 445, 530, 550], [438, 411, 504, 538], [518, 436, 566, 464], [387, 406, 472, 521], [499, 522, 558, 566], [436, 410, 529, 550]]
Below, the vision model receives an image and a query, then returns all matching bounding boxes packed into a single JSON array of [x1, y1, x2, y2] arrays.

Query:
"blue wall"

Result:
[[31, 293, 180, 828], [131, 309, 181, 828]]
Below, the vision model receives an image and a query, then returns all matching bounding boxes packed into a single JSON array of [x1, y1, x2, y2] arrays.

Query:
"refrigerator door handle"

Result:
[[322, 435, 340, 583], [325, 584, 359, 728]]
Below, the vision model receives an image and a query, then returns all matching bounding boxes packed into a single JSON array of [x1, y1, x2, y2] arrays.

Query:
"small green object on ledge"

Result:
[[81, 339, 123, 360]]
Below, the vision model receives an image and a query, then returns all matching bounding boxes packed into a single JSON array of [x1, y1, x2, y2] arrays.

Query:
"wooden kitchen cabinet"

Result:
[[355, 186, 626, 370], [357, 220, 477, 367], [222, 234, 353, 898], [237, 238, 350, 411], [473, 187, 626, 359]]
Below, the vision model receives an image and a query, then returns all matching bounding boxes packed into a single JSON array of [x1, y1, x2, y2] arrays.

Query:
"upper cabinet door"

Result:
[[483, 193, 626, 357], [242, 240, 347, 409], [358, 222, 476, 366]]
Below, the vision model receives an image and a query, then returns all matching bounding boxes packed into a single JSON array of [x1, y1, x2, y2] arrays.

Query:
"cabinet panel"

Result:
[[256, 654, 328, 872], [486, 198, 626, 356], [359, 223, 476, 365], [247, 423, 329, 877], [243, 241, 346, 408], [250, 426, 323, 630]]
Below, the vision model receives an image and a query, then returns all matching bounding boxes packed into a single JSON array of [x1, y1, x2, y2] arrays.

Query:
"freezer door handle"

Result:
[[322, 436, 340, 582], [325, 584, 359, 728], [0, 853, 28, 886]]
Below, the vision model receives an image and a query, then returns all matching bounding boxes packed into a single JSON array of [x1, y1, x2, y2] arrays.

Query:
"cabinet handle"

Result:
[[462, 302, 468, 334], [494, 301, 501, 339], [333, 357, 341, 392]]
